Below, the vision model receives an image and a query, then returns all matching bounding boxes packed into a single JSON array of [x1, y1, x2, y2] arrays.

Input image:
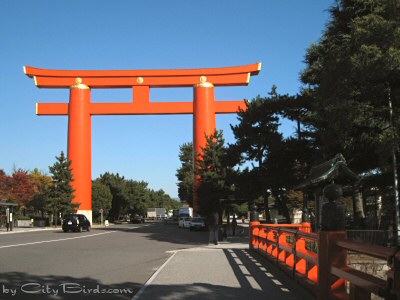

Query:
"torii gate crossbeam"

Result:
[[24, 63, 261, 222]]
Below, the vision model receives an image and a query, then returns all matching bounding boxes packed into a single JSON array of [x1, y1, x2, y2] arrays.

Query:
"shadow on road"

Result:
[[0, 272, 271, 300], [0, 272, 139, 299], [222, 249, 314, 300], [136, 282, 267, 300], [94, 222, 210, 247]]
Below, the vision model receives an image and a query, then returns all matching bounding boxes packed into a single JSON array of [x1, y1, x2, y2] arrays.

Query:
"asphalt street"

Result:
[[0, 222, 209, 299]]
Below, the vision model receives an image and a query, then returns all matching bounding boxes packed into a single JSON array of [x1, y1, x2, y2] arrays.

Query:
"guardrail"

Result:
[[250, 222, 400, 299]]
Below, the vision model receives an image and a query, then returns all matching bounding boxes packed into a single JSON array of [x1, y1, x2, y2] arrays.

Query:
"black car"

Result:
[[62, 214, 91, 232]]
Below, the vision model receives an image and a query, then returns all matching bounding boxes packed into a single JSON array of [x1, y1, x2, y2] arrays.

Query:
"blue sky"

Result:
[[0, 0, 333, 199]]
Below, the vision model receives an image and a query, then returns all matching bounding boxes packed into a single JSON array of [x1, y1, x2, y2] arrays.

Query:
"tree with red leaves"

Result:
[[0, 169, 11, 200], [9, 169, 35, 207]]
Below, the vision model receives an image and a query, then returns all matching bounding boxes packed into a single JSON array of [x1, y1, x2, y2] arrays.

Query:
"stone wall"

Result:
[[348, 253, 389, 300]]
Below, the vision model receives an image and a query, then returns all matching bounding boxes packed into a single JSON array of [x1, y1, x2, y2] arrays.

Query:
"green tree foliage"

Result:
[[301, 0, 400, 175], [46, 151, 77, 226], [98, 172, 178, 220], [29, 168, 52, 216], [147, 188, 179, 211], [230, 92, 282, 168], [92, 180, 112, 222], [228, 88, 318, 222], [98, 172, 129, 220], [0, 162, 177, 221], [196, 130, 232, 216], [125, 180, 150, 214], [176, 142, 194, 206], [298, 0, 400, 227], [229, 91, 289, 221]]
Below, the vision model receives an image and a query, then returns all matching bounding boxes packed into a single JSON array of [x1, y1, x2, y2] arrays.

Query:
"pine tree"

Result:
[[300, 0, 400, 229], [46, 151, 77, 226], [229, 92, 283, 222], [195, 130, 232, 216], [301, 0, 400, 174], [176, 142, 194, 206]]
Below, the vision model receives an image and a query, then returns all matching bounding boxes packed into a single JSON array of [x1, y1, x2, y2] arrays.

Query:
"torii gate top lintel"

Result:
[[24, 63, 261, 88]]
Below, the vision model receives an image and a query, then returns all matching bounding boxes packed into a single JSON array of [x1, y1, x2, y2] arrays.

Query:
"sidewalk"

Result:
[[134, 226, 314, 300], [0, 226, 54, 234]]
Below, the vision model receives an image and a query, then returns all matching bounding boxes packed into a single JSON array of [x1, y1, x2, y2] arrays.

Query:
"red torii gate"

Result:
[[24, 63, 261, 222]]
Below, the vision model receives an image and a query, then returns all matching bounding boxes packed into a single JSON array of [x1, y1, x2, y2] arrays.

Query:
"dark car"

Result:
[[62, 214, 91, 232], [130, 214, 144, 224]]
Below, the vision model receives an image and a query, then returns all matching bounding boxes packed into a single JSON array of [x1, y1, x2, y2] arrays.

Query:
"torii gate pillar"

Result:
[[193, 82, 216, 212], [68, 80, 92, 220]]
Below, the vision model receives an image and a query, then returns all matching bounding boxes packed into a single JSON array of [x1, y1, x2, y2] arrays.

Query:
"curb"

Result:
[[0, 224, 114, 235]]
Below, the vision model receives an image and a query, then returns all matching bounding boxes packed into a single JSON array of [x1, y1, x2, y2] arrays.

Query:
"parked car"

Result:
[[189, 217, 206, 231], [130, 214, 145, 224], [178, 217, 191, 228], [62, 214, 91, 232]]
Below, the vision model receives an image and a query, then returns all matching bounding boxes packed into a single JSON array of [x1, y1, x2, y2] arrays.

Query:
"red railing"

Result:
[[250, 222, 400, 299]]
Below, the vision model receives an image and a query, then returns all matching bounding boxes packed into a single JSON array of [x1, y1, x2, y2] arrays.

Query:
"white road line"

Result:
[[0, 231, 115, 249], [132, 251, 177, 300]]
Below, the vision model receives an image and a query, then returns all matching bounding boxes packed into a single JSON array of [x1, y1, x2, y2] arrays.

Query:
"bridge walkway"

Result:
[[134, 225, 314, 300]]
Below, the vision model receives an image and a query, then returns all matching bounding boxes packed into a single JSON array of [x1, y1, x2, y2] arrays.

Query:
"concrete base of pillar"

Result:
[[77, 210, 92, 225]]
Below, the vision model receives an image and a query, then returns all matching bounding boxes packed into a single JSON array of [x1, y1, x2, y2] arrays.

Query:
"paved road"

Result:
[[0, 222, 209, 299]]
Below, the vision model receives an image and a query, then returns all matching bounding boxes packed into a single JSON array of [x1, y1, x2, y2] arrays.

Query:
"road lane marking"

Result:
[[132, 251, 177, 300], [0, 231, 115, 249]]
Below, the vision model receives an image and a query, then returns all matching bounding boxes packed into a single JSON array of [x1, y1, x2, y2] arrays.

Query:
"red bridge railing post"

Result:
[[317, 231, 347, 300], [249, 221, 260, 250]]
